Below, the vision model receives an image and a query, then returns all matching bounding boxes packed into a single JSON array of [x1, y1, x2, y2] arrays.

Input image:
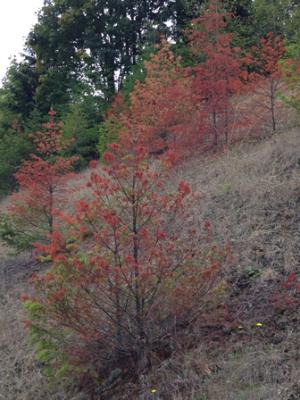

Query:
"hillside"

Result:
[[1, 127, 299, 400]]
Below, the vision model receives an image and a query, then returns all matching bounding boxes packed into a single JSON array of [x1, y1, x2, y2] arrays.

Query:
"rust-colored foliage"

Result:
[[247, 33, 287, 133], [125, 39, 194, 157], [30, 109, 71, 156], [98, 2, 287, 161], [186, 0, 246, 148], [17, 3, 294, 394], [26, 129, 228, 392], [8, 111, 77, 241], [271, 273, 300, 312]]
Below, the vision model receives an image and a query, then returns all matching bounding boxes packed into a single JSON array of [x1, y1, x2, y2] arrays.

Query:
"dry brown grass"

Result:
[[174, 127, 300, 275], [141, 333, 300, 400], [0, 127, 300, 399], [109, 327, 300, 399], [0, 255, 71, 400], [140, 127, 300, 400]]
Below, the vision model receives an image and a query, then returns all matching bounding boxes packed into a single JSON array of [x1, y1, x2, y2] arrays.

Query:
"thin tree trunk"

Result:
[[224, 107, 229, 145], [49, 184, 53, 235], [270, 80, 276, 133], [213, 110, 218, 148], [131, 176, 147, 376]]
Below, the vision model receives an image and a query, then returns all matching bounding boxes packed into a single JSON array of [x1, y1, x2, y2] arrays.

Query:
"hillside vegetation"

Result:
[[1, 127, 299, 400], [1, 0, 300, 195], [0, 1, 300, 399]]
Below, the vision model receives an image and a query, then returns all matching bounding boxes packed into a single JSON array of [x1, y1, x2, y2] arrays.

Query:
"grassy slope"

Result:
[[0, 128, 299, 400], [145, 128, 300, 400]]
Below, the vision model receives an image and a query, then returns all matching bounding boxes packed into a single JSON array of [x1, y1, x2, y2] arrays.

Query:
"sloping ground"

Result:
[[0, 128, 299, 400], [142, 128, 300, 400], [178, 128, 300, 274]]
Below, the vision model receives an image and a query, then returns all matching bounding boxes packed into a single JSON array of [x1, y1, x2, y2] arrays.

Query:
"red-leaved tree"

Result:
[[126, 40, 195, 157], [186, 0, 246, 148], [24, 129, 228, 394], [248, 33, 287, 133], [6, 110, 77, 248]]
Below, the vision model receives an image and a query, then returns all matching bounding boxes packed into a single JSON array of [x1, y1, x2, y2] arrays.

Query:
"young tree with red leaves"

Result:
[[124, 40, 197, 158], [0, 111, 77, 250], [31, 109, 67, 157], [24, 130, 228, 394], [248, 33, 286, 133], [186, 0, 246, 148], [97, 41, 201, 162]]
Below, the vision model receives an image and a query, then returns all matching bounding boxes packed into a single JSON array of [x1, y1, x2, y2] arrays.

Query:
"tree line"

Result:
[[0, 0, 300, 195]]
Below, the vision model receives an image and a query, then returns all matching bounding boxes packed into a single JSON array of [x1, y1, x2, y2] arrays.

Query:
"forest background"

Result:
[[1, 0, 300, 196]]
